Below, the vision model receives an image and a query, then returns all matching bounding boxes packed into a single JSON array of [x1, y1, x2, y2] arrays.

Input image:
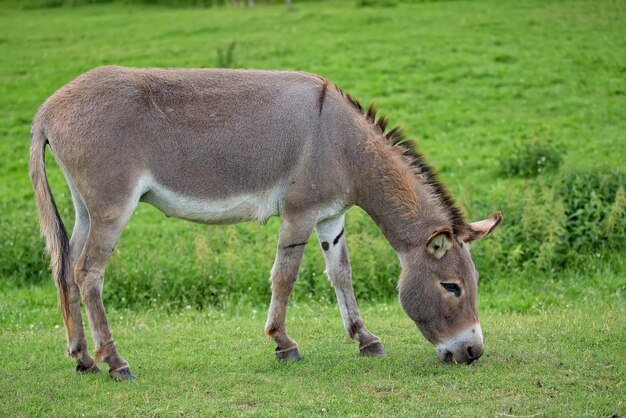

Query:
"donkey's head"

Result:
[[398, 212, 502, 364]]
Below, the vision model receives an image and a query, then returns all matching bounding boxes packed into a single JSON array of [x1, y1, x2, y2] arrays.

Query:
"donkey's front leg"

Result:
[[265, 214, 315, 361], [316, 215, 385, 356]]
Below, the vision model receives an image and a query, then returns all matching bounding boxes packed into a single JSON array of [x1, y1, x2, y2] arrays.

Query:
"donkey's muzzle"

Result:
[[437, 343, 483, 364], [436, 323, 484, 365]]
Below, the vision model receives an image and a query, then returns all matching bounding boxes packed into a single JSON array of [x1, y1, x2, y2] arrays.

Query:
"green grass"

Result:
[[1, 286, 624, 416], [1, 0, 625, 308], [0, 0, 625, 415]]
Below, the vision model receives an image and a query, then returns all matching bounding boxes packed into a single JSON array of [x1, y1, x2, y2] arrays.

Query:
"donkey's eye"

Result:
[[441, 282, 461, 297]]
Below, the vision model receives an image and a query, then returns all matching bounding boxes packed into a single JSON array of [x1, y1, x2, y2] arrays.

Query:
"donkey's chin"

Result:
[[435, 323, 484, 365]]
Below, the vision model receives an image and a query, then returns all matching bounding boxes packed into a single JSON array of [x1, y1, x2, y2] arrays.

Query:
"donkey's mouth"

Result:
[[438, 349, 457, 364], [437, 348, 479, 365]]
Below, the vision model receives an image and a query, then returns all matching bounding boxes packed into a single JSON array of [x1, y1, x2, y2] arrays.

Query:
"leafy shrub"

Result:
[[473, 167, 625, 280], [501, 137, 563, 178], [556, 169, 626, 254], [471, 182, 565, 275]]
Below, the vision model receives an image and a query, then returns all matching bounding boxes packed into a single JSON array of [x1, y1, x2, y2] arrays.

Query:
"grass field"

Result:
[[1, 286, 624, 416], [0, 0, 624, 416]]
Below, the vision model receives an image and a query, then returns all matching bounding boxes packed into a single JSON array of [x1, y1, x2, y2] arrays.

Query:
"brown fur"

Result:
[[31, 66, 501, 374], [335, 88, 466, 233]]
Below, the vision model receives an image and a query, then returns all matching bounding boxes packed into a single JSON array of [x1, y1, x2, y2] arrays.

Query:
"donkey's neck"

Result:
[[353, 132, 451, 253]]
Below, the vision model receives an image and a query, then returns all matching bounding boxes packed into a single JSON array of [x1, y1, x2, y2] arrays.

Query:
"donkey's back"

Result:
[[36, 66, 352, 225]]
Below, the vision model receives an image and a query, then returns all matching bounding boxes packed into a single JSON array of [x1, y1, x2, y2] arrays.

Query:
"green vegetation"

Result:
[[1, 0, 624, 309], [0, 0, 624, 415], [500, 136, 563, 177]]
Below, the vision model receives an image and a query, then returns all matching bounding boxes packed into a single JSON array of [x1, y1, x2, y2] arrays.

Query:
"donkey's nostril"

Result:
[[464, 344, 483, 363], [467, 345, 475, 359]]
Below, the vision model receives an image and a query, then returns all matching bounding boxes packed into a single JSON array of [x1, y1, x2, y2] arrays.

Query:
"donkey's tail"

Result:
[[29, 120, 71, 326]]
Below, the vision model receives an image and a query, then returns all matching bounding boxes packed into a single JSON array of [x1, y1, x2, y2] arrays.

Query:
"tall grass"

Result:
[[473, 165, 625, 277]]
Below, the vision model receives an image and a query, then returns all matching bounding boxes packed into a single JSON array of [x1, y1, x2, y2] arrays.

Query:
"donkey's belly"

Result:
[[141, 178, 281, 225]]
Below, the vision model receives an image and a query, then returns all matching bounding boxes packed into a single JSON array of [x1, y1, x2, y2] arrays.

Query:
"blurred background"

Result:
[[0, 0, 624, 313]]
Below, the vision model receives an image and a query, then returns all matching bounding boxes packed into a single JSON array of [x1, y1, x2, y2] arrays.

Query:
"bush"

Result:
[[557, 169, 626, 253], [473, 167, 626, 280], [501, 137, 563, 178]]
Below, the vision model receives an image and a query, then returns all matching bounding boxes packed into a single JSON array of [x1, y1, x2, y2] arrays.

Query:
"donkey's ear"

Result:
[[427, 227, 453, 259], [459, 212, 503, 243]]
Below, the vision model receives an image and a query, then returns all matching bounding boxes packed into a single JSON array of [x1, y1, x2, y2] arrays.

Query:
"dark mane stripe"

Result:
[[340, 88, 466, 232]]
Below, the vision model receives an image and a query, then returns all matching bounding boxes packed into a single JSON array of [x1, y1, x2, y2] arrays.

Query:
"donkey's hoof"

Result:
[[76, 362, 100, 374], [275, 347, 301, 361], [360, 342, 386, 357], [109, 366, 136, 381]]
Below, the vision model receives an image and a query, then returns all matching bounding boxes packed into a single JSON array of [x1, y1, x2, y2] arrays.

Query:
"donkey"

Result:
[[30, 66, 501, 380]]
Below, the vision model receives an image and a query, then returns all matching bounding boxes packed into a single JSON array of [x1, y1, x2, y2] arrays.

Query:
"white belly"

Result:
[[141, 177, 281, 224]]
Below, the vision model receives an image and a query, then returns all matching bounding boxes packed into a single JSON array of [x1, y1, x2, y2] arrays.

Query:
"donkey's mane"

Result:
[[338, 89, 466, 232]]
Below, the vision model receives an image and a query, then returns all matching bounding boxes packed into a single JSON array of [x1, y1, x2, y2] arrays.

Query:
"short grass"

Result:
[[0, 0, 625, 415], [0, 286, 624, 416]]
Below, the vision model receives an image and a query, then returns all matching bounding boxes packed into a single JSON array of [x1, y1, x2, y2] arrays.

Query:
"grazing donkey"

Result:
[[30, 66, 501, 380]]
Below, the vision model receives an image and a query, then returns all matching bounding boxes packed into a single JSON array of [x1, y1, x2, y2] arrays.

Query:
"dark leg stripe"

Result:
[[333, 228, 344, 245], [283, 241, 307, 249]]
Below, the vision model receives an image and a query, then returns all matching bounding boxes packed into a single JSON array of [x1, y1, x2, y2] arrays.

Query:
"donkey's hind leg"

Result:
[[74, 201, 138, 381], [66, 181, 98, 373], [316, 215, 385, 356]]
